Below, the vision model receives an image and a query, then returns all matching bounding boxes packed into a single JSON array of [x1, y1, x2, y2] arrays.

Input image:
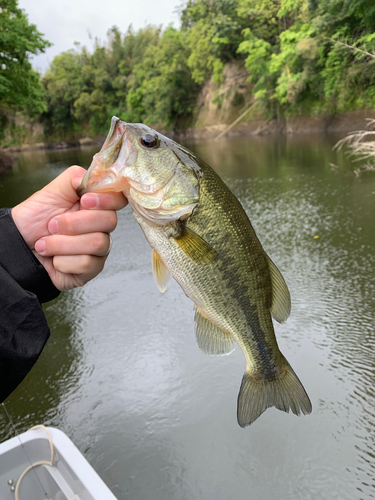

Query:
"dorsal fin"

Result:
[[266, 255, 291, 323], [151, 249, 171, 293], [194, 306, 235, 356]]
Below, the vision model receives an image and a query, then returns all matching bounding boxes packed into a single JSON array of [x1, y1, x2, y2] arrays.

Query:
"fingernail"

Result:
[[81, 193, 99, 208], [49, 219, 59, 234], [35, 239, 46, 253]]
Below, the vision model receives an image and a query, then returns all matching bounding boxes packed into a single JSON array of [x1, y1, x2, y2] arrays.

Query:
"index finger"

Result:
[[48, 209, 118, 235], [80, 191, 128, 211]]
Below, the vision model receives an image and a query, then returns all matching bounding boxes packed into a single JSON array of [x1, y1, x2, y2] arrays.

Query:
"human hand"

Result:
[[11, 166, 127, 291]]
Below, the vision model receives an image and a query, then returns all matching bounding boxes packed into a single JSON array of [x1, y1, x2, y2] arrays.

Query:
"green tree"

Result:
[[113, 25, 161, 118], [181, 0, 245, 84], [237, 0, 375, 116], [127, 27, 198, 127], [42, 25, 164, 138], [0, 0, 51, 117], [40, 0, 375, 141], [42, 48, 90, 137]]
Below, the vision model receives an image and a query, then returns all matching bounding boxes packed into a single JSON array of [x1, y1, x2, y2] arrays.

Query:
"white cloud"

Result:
[[18, 0, 182, 73]]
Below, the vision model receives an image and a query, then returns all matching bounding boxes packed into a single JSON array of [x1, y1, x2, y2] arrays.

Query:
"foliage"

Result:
[[42, 26, 163, 137], [181, 0, 245, 83], [42, 25, 198, 137], [0, 0, 50, 139], [237, 0, 375, 116], [334, 119, 375, 175], [5, 0, 375, 142], [127, 27, 199, 126]]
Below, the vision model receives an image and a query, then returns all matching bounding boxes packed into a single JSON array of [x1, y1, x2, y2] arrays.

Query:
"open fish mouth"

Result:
[[77, 117, 176, 197], [77, 117, 136, 196], [78, 117, 200, 225]]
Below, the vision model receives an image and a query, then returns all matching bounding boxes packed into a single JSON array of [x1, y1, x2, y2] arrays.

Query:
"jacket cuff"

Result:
[[0, 208, 60, 303]]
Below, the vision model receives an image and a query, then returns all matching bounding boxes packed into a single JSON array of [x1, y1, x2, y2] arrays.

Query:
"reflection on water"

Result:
[[1, 134, 375, 499]]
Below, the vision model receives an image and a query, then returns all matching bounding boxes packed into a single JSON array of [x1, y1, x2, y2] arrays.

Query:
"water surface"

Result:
[[1, 134, 374, 499]]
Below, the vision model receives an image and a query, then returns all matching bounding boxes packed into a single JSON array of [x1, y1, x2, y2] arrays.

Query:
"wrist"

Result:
[[11, 203, 34, 249]]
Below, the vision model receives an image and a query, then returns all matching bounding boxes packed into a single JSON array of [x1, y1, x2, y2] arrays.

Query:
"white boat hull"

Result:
[[0, 427, 118, 500]]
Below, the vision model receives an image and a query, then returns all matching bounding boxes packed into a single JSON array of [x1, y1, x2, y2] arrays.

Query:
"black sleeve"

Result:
[[0, 208, 60, 402]]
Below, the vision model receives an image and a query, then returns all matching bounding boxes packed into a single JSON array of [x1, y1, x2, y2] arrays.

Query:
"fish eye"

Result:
[[140, 133, 158, 149]]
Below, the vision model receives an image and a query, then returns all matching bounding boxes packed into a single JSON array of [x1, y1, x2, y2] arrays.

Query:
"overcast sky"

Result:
[[18, 0, 182, 73]]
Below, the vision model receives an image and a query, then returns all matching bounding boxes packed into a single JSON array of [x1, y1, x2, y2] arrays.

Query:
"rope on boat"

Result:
[[15, 425, 55, 500]]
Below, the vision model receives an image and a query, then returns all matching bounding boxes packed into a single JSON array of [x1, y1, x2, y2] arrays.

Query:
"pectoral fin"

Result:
[[194, 306, 235, 356], [266, 255, 291, 323], [151, 249, 171, 293], [172, 223, 216, 265]]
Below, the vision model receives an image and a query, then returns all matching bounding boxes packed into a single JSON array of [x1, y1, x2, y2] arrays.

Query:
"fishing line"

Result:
[[1, 402, 50, 499], [14, 425, 55, 500]]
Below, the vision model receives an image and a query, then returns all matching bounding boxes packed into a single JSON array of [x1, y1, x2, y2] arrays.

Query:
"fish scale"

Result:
[[78, 117, 312, 427]]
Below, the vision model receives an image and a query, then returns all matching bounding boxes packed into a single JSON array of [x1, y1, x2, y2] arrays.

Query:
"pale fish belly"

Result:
[[132, 208, 269, 366]]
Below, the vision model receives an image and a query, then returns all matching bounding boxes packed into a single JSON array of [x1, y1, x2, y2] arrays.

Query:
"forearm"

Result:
[[0, 264, 51, 403], [0, 208, 60, 302], [0, 208, 56, 403]]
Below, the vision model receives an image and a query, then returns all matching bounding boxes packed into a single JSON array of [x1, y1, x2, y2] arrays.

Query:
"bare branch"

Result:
[[214, 101, 259, 141], [324, 37, 375, 59]]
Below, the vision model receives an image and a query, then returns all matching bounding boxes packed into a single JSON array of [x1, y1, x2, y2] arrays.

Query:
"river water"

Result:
[[1, 133, 375, 499]]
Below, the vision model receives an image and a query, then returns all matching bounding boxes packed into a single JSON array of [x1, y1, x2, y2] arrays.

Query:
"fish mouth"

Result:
[[77, 117, 136, 196]]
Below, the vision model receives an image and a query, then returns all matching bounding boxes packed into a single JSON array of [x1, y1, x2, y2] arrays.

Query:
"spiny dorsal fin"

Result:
[[194, 305, 235, 356], [151, 249, 171, 293], [266, 255, 291, 323], [173, 223, 217, 265]]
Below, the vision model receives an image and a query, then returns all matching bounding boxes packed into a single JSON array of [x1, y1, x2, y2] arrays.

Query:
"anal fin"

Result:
[[194, 305, 234, 356], [266, 255, 291, 323]]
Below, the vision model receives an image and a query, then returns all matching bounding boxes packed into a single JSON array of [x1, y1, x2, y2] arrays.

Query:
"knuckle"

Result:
[[68, 165, 86, 177], [81, 254, 94, 273], [92, 232, 109, 255], [99, 211, 117, 232], [58, 214, 75, 234], [52, 255, 64, 272], [96, 257, 106, 273], [107, 212, 118, 232]]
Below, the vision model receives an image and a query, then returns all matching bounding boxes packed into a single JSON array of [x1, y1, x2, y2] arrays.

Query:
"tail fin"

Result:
[[237, 363, 312, 428]]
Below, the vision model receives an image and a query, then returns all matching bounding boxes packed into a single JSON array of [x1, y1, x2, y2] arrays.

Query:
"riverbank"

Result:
[[0, 137, 101, 174], [1, 136, 100, 154], [173, 109, 375, 140], [1, 110, 374, 161]]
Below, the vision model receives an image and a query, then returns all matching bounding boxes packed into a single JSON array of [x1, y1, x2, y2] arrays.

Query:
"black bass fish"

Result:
[[78, 117, 312, 427]]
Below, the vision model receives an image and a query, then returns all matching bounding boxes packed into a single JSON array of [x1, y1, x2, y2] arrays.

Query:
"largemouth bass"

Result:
[[78, 117, 312, 427]]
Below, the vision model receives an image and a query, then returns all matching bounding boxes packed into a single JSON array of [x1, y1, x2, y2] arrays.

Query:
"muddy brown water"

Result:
[[1, 134, 375, 499]]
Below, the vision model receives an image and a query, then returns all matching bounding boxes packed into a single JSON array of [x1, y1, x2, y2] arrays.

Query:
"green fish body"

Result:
[[78, 117, 312, 427]]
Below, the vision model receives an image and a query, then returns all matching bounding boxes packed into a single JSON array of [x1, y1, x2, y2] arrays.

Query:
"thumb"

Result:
[[43, 166, 87, 205]]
